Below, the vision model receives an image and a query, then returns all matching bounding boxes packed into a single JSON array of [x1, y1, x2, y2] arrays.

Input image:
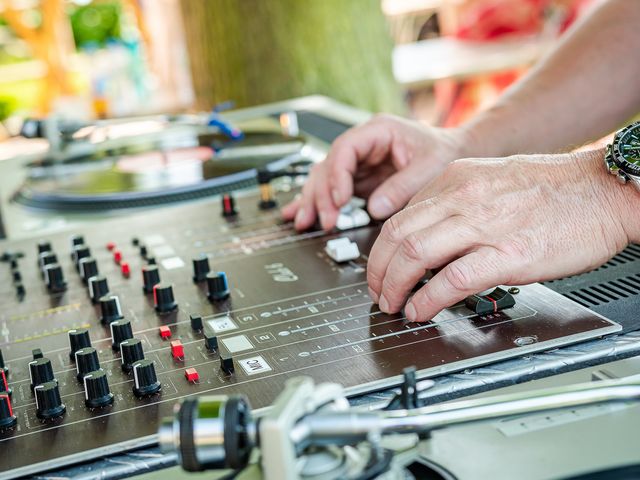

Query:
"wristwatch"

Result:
[[605, 121, 640, 190]]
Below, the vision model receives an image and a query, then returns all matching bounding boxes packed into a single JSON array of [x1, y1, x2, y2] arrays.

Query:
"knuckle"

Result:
[[443, 261, 474, 292], [400, 233, 425, 262], [381, 215, 404, 244]]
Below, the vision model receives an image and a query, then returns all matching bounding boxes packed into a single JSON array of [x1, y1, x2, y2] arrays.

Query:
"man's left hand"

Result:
[[367, 150, 638, 322]]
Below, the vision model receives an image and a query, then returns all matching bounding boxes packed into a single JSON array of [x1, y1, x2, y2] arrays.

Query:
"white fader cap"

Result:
[[325, 237, 361, 263]]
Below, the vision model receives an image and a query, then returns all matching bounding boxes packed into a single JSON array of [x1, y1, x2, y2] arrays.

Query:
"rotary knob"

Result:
[[44, 263, 67, 293], [38, 251, 57, 270], [34, 381, 66, 419], [72, 244, 91, 269], [69, 328, 92, 360], [206, 272, 230, 301], [192, 256, 210, 283], [0, 349, 8, 376], [153, 283, 178, 313], [37, 240, 52, 255], [0, 394, 17, 429], [221, 193, 237, 217], [110, 319, 133, 350], [83, 369, 114, 408], [29, 357, 55, 390], [120, 338, 145, 372], [75, 347, 100, 382], [79, 257, 99, 283], [100, 294, 124, 324], [142, 265, 161, 294], [89, 276, 109, 304], [132, 359, 161, 397]]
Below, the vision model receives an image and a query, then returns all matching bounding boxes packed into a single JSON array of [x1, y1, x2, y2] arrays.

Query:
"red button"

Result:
[[184, 368, 199, 382], [171, 340, 184, 359], [159, 326, 171, 339], [121, 262, 131, 277], [106, 242, 116, 251], [113, 250, 123, 264]]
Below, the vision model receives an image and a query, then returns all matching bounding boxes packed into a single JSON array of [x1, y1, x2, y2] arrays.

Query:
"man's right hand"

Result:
[[281, 114, 473, 231]]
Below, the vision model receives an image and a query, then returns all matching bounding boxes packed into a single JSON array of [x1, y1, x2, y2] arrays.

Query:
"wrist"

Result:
[[451, 109, 513, 160], [578, 148, 640, 245]]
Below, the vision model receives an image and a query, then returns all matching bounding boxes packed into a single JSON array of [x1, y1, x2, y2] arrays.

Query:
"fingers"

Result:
[[367, 162, 446, 219], [367, 197, 450, 301], [294, 173, 319, 230], [404, 248, 506, 322], [281, 195, 301, 220], [378, 217, 477, 314]]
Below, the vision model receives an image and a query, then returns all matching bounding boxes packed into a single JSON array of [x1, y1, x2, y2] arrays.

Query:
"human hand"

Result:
[[281, 114, 470, 231], [367, 149, 639, 322]]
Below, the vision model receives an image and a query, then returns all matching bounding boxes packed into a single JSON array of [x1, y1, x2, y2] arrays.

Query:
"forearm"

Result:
[[456, 0, 640, 158]]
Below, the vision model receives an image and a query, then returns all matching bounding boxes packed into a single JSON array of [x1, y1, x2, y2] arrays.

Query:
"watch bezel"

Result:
[[611, 121, 640, 177]]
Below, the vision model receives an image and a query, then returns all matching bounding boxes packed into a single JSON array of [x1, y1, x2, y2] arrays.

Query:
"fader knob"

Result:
[[83, 369, 114, 408], [120, 338, 145, 372], [110, 319, 133, 350], [153, 283, 177, 313], [34, 381, 65, 419], [0, 394, 17, 429], [132, 359, 161, 397], [79, 257, 99, 283], [192, 255, 210, 283], [44, 263, 67, 293], [69, 328, 92, 360], [221, 193, 237, 217], [89, 276, 109, 304], [206, 272, 230, 301], [0, 349, 7, 376], [72, 244, 91, 268], [29, 357, 55, 389], [75, 347, 100, 381], [100, 294, 124, 324], [37, 241, 52, 255], [142, 265, 161, 294]]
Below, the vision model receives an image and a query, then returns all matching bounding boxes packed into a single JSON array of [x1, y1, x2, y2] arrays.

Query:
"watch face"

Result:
[[612, 122, 640, 176]]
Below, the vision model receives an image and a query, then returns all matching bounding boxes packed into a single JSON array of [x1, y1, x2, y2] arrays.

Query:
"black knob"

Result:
[[221, 193, 237, 217], [38, 252, 57, 270], [79, 257, 99, 283], [206, 272, 230, 301], [35, 381, 66, 419], [89, 276, 109, 304], [131, 237, 140, 246], [72, 244, 91, 269], [153, 283, 177, 313], [0, 349, 7, 376], [29, 357, 55, 389], [139, 244, 148, 259], [0, 394, 17, 429], [100, 294, 124, 324], [12, 269, 21, 283], [70, 234, 85, 248], [37, 240, 52, 255], [192, 256, 210, 283], [110, 319, 133, 350], [75, 347, 100, 382], [0, 368, 10, 396], [147, 257, 157, 265], [15, 282, 26, 299], [190, 314, 203, 331], [220, 354, 234, 375], [44, 263, 67, 293], [142, 265, 161, 294], [132, 359, 161, 397], [120, 338, 145, 372], [82, 369, 114, 408], [69, 328, 92, 360]]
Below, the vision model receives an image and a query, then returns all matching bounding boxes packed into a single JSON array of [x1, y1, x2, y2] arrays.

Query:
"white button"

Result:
[[221, 335, 253, 353], [238, 356, 272, 375], [207, 315, 238, 333]]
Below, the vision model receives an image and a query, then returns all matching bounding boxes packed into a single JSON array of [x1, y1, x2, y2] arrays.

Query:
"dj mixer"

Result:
[[0, 97, 634, 479]]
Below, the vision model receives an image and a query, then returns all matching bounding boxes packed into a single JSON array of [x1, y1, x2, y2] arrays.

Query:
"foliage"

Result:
[[69, 2, 122, 49]]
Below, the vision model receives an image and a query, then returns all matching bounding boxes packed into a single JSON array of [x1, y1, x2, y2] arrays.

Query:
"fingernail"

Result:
[[295, 208, 305, 226], [405, 303, 417, 322], [368, 195, 394, 218], [331, 188, 341, 206], [379, 294, 390, 313], [368, 287, 379, 303]]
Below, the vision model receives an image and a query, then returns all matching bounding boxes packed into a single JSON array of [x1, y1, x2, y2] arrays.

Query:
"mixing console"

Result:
[[0, 187, 620, 478]]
